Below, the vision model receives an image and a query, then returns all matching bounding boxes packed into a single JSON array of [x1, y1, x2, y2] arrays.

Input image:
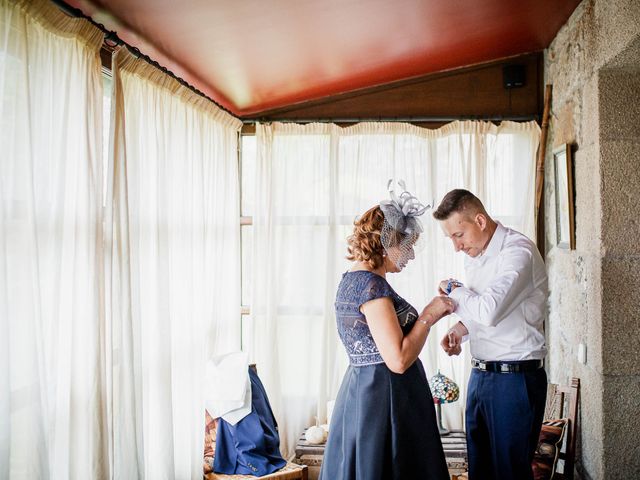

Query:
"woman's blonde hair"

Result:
[[346, 206, 386, 269]]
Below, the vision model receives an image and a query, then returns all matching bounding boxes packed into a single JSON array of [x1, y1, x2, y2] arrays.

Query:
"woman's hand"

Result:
[[419, 296, 456, 328]]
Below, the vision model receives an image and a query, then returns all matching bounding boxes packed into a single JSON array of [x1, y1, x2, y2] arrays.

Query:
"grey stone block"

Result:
[[579, 75, 600, 148], [602, 374, 640, 479], [576, 368, 605, 480], [546, 248, 604, 375], [583, 254, 604, 376], [599, 140, 640, 257], [572, 144, 602, 252], [594, 0, 640, 71], [601, 256, 640, 375], [605, 35, 640, 71], [598, 70, 640, 141]]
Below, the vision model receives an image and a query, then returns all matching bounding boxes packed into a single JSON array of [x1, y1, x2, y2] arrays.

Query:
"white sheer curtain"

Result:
[[251, 121, 539, 457], [0, 0, 106, 478], [108, 48, 242, 479]]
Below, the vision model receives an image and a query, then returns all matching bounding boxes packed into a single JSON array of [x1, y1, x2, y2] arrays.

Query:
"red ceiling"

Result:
[[65, 0, 581, 117]]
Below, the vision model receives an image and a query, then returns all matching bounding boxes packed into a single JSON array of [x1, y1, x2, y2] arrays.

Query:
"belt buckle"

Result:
[[500, 363, 512, 373], [473, 359, 487, 371]]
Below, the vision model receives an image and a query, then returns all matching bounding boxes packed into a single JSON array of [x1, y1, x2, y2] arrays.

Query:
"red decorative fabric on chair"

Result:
[[204, 410, 218, 474], [532, 419, 568, 480]]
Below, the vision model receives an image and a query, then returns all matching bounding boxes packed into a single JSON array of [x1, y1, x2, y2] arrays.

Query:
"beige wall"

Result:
[[544, 1, 640, 479]]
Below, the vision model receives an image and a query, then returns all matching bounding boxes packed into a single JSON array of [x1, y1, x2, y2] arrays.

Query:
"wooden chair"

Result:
[[446, 378, 580, 480], [204, 364, 308, 480], [543, 377, 580, 480]]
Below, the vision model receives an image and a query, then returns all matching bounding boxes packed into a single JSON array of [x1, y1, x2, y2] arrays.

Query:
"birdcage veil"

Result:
[[379, 179, 430, 269]]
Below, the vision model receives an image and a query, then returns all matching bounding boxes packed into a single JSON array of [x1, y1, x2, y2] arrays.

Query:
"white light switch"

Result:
[[578, 343, 587, 364]]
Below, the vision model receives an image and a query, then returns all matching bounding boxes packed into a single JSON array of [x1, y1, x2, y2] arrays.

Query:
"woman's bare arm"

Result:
[[363, 296, 454, 374]]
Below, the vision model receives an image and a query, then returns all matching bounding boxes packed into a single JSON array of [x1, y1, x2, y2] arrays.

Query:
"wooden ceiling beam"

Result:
[[242, 52, 543, 124]]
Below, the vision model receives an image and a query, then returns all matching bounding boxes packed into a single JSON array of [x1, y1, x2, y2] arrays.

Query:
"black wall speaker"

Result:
[[503, 64, 526, 89]]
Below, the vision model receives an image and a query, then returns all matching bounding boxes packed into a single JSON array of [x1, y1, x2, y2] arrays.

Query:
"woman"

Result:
[[319, 183, 452, 480]]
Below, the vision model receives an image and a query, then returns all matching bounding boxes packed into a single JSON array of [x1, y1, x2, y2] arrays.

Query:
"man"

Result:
[[433, 189, 548, 480]]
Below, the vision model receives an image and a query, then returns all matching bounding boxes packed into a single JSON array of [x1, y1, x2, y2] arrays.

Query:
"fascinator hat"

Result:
[[379, 180, 431, 269]]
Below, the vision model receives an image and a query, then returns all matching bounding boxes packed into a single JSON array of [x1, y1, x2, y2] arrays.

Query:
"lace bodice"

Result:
[[334, 271, 419, 366]]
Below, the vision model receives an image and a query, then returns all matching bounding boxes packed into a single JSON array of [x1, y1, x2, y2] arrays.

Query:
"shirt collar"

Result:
[[482, 222, 507, 258]]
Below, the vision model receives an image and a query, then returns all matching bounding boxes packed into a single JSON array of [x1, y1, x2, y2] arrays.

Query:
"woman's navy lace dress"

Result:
[[319, 271, 449, 480]]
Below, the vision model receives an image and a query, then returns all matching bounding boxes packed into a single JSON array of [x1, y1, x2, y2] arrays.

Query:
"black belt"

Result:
[[471, 358, 544, 373]]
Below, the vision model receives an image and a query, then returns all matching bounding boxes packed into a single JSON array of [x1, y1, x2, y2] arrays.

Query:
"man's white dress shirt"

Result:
[[449, 222, 548, 362]]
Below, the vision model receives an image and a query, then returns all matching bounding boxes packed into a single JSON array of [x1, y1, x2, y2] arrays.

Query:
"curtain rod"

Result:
[[50, 0, 237, 118], [241, 115, 539, 124]]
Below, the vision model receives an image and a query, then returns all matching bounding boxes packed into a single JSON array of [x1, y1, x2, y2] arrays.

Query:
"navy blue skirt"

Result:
[[319, 360, 449, 480]]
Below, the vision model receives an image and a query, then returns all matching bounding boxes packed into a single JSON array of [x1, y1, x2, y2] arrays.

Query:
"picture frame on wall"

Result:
[[553, 143, 575, 249]]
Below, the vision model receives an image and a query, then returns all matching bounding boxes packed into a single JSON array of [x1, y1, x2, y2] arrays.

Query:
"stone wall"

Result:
[[544, 1, 640, 478]]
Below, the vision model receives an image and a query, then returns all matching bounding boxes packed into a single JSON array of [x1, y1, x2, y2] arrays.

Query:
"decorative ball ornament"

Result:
[[305, 425, 326, 444]]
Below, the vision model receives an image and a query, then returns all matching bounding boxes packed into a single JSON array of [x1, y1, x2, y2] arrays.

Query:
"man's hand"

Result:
[[438, 278, 462, 296], [440, 321, 469, 356], [438, 279, 449, 296]]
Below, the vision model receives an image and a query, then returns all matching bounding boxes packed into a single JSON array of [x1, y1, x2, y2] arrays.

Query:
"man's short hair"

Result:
[[432, 189, 486, 221]]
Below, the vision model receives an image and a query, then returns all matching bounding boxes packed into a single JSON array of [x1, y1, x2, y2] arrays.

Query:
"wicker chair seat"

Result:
[[205, 461, 307, 480]]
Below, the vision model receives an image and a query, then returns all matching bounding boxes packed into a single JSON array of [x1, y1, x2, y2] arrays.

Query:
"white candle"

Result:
[[326, 400, 335, 425]]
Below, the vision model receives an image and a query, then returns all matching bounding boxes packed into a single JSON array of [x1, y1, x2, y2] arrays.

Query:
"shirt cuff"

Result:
[[449, 285, 470, 303], [449, 287, 475, 320], [460, 319, 474, 342], [449, 287, 476, 338]]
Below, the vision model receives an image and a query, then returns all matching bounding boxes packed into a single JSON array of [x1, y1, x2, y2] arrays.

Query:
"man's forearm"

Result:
[[452, 321, 469, 338]]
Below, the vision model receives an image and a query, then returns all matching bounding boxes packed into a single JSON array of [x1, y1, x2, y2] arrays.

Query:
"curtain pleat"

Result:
[[108, 46, 242, 480], [0, 0, 106, 478]]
